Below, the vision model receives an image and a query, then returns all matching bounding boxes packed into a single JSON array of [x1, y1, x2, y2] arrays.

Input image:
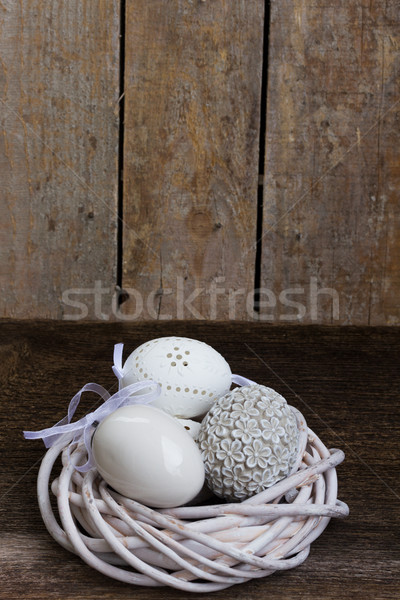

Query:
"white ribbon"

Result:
[[111, 342, 124, 387], [24, 371, 160, 472], [25, 343, 257, 473], [231, 374, 257, 386]]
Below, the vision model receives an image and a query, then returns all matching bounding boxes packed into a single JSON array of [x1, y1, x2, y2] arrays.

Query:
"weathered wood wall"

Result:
[[261, 0, 400, 324], [0, 1, 120, 319], [0, 0, 399, 324], [121, 0, 264, 321]]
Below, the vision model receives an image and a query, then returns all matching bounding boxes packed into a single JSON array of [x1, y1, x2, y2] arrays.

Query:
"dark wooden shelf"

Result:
[[1, 321, 399, 600]]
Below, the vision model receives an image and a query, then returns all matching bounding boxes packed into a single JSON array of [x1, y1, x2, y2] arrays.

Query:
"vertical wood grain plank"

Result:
[[0, 1, 120, 319], [261, 0, 400, 324], [122, 0, 264, 320]]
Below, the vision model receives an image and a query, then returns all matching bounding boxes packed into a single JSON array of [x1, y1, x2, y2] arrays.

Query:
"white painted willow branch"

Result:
[[36, 410, 348, 592]]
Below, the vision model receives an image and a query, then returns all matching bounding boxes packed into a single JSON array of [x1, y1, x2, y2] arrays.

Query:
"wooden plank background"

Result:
[[0, 0, 120, 319], [0, 0, 399, 323], [261, 0, 400, 324], [121, 0, 264, 321]]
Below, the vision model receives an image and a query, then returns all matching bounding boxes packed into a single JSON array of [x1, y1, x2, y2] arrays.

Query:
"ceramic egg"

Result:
[[120, 337, 232, 418], [92, 404, 205, 508], [177, 418, 201, 441], [197, 384, 299, 501]]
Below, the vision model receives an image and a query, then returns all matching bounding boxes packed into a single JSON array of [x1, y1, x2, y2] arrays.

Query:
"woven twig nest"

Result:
[[38, 406, 348, 592]]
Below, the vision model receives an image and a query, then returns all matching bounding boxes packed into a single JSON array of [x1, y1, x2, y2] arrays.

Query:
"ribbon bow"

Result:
[[112, 342, 124, 385], [24, 345, 160, 472], [24, 343, 257, 472]]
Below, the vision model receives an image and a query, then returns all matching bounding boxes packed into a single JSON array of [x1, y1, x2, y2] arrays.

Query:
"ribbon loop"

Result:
[[24, 345, 161, 472], [25, 343, 259, 473], [112, 342, 124, 383], [231, 374, 257, 387]]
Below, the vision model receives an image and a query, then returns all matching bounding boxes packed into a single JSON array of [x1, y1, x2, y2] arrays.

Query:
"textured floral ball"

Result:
[[197, 384, 299, 501]]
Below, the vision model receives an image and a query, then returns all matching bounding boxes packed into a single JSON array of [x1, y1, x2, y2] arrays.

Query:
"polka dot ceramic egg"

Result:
[[120, 337, 232, 418]]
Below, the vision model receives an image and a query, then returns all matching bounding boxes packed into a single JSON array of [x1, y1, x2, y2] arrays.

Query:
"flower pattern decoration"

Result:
[[230, 400, 259, 420], [231, 418, 262, 445], [261, 416, 286, 445], [215, 438, 244, 468], [198, 384, 299, 501], [209, 410, 234, 436], [198, 433, 219, 464], [243, 438, 272, 469]]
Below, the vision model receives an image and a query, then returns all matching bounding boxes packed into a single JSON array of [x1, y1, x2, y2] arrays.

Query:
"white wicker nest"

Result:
[[37, 406, 348, 592]]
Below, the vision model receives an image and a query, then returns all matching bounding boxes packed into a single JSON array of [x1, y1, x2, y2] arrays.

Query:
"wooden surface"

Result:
[[0, 1, 399, 324], [261, 0, 400, 325], [121, 0, 264, 320], [1, 321, 399, 599], [0, 1, 120, 319]]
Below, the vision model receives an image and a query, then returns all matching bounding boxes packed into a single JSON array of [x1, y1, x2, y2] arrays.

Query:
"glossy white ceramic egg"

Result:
[[120, 337, 232, 418], [92, 404, 205, 508], [177, 418, 201, 441]]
